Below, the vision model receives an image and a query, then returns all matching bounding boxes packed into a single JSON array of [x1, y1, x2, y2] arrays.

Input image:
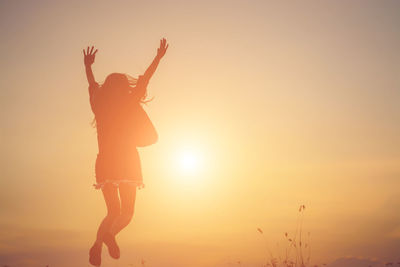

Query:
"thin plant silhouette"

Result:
[[257, 205, 318, 267]]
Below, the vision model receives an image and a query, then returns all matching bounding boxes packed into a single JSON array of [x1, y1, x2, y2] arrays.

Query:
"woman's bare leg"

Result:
[[90, 184, 120, 266], [95, 184, 121, 245], [110, 183, 136, 236]]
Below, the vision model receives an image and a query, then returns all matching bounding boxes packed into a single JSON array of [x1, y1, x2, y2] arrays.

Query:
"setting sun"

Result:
[[176, 147, 204, 175]]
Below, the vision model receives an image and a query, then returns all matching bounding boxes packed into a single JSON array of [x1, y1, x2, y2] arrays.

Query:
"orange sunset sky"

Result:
[[1, 1, 400, 266]]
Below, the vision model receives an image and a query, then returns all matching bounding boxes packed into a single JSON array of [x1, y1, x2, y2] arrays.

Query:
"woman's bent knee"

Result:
[[106, 210, 120, 220], [121, 210, 134, 223]]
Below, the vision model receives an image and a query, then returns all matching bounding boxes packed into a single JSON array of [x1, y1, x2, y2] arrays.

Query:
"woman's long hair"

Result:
[[91, 73, 152, 128]]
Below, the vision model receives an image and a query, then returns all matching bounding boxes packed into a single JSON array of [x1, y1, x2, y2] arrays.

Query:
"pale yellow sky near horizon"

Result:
[[1, 0, 400, 266]]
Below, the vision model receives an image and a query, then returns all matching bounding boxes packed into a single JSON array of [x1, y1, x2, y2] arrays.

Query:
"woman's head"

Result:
[[91, 72, 151, 127], [100, 73, 152, 104], [91, 73, 137, 125], [101, 73, 137, 96]]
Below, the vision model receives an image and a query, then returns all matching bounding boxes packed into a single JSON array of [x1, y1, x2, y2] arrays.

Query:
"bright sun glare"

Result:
[[177, 148, 204, 175]]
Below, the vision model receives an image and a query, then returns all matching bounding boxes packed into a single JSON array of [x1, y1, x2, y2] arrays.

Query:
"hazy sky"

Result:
[[1, 1, 400, 266]]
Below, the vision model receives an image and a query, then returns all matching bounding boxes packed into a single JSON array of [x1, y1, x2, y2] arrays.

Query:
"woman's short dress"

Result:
[[89, 82, 145, 190], [94, 148, 144, 190]]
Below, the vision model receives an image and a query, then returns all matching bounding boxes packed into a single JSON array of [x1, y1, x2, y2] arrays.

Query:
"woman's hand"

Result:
[[156, 38, 168, 59], [83, 46, 98, 67]]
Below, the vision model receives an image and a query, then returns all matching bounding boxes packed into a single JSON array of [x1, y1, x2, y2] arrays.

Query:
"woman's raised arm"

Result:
[[132, 39, 168, 101], [140, 38, 168, 84], [83, 46, 99, 112], [83, 46, 98, 86]]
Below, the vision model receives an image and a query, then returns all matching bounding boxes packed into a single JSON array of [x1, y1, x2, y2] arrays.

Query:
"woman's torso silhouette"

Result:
[[91, 83, 143, 187]]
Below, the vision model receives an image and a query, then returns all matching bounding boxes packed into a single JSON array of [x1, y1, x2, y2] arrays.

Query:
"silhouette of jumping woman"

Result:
[[83, 38, 168, 266]]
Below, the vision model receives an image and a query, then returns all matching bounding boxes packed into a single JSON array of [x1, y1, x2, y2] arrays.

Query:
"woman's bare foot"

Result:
[[103, 232, 120, 259], [89, 242, 102, 266]]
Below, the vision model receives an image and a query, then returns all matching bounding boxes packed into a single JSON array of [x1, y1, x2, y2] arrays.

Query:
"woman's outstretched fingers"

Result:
[[83, 45, 98, 66], [157, 38, 168, 58]]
